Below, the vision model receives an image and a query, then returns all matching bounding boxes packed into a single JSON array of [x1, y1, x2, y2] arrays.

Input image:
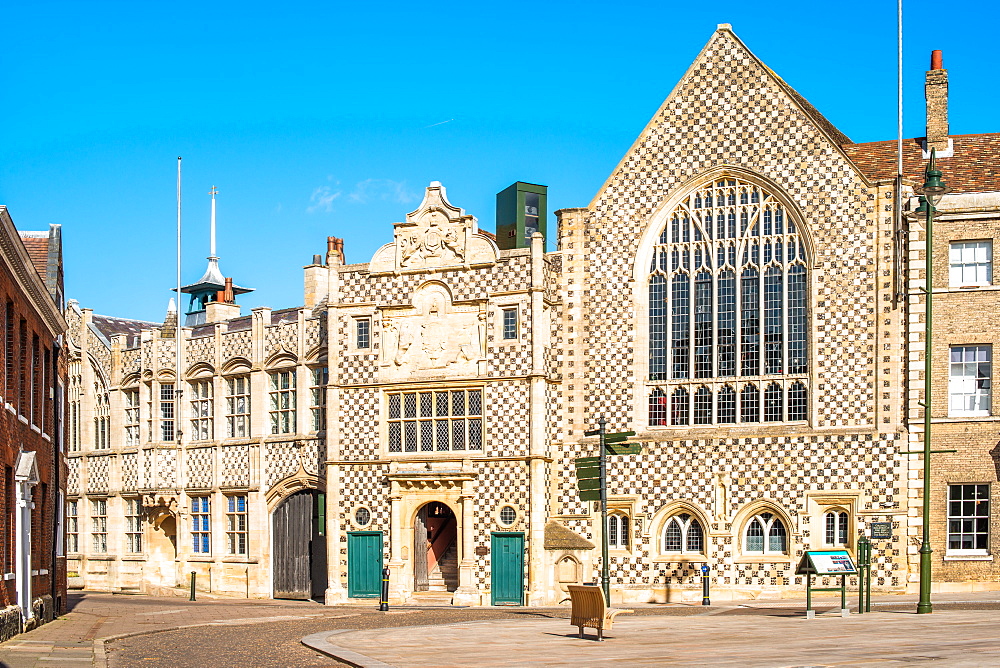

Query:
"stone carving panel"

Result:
[[369, 182, 498, 272], [378, 282, 485, 381]]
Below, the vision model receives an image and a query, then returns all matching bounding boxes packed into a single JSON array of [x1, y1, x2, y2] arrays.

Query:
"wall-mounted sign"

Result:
[[475, 545, 489, 556], [869, 522, 893, 540]]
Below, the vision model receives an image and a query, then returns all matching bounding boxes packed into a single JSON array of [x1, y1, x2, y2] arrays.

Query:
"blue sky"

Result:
[[2, 0, 997, 322]]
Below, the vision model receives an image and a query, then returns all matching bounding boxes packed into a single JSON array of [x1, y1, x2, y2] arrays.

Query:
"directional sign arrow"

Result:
[[574, 457, 601, 467], [578, 489, 601, 502], [575, 467, 601, 480], [603, 431, 636, 444], [577, 478, 602, 491], [607, 443, 642, 456]]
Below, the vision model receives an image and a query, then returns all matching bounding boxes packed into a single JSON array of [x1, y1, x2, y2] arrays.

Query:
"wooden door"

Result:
[[347, 532, 383, 598], [491, 532, 524, 605], [273, 490, 324, 599]]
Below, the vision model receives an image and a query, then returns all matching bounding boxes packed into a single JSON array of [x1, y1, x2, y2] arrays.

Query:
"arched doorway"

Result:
[[413, 501, 458, 592], [146, 508, 178, 588], [272, 490, 327, 600]]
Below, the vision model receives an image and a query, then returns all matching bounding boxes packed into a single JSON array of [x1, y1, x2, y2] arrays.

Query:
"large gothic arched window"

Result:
[[648, 177, 808, 426]]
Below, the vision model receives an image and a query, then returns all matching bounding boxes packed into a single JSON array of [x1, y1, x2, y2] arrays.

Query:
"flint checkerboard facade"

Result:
[[64, 26, 1000, 604]]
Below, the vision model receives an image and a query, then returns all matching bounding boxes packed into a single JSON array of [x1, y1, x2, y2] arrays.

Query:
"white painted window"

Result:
[[824, 510, 849, 546], [949, 345, 991, 417], [949, 240, 991, 287], [355, 317, 371, 349], [744, 512, 786, 555], [191, 496, 210, 554], [91, 499, 107, 553], [663, 513, 704, 554], [269, 370, 296, 434], [159, 383, 175, 442], [66, 499, 78, 554], [502, 308, 518, 340], [310, 367, 328, 432], [226, 375, 251, 438], [226, 495, 248, 555], [189, 380, 213, 441], [947, 484, 989, 555], [607, 513, 630, 550], [125, 498, 143, 553], [124, 389, 140, 446]]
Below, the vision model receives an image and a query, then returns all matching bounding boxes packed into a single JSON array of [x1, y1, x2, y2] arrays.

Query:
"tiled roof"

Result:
[[18, 235, 49, 282], [843, 134, 1000, 193], [91, 314, 159, 339]]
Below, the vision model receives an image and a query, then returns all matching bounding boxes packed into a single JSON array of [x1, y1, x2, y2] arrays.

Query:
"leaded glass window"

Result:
[[663, 513, 704, 554], [387, 389, 483, 453], [647, 178, 808, 426], [744, 511, 786, 555]]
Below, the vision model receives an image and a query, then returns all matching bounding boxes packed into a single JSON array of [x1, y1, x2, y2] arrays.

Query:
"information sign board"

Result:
[[869, 522, 892, 540], [795, 550, 858, 575]]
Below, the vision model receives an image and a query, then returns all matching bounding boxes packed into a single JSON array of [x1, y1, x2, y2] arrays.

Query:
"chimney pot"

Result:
[[931, 49, 943, 71]]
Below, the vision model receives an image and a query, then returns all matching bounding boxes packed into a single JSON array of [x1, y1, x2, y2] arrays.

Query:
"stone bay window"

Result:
[[647, 177, 809, 426]]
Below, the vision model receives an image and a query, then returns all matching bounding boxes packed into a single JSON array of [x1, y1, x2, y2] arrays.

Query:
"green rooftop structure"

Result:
[[496, 182, 546, 250]]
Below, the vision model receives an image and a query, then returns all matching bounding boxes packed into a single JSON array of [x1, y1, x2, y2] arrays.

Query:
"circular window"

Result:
[[499, 506, 517, 526], [355, 507, 371, 527]]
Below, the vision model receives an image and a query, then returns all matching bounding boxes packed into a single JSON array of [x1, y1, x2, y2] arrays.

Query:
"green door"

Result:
[[491, 532, 524, 605], [347, 531, 383, 598]]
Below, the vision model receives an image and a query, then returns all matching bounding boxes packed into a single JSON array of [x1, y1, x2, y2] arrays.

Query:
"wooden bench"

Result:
[[567, 584, 634, 640]]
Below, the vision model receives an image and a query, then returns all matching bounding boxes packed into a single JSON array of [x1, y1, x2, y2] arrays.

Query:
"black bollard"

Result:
[[701, 564, 710, 606], [189, 571, 197, 601], [379, 567, 390, 612]]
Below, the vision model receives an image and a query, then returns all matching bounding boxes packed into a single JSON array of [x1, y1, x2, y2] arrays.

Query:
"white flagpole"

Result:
[[176, 157, 183, 446]]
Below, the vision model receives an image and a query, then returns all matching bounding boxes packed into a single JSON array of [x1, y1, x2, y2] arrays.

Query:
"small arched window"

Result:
[[824, 510, 849, 546], [663, 513, 704, 554], [744, 511, 787, 555], [646, 177, 808, 427], [607, 513, 630, 550]]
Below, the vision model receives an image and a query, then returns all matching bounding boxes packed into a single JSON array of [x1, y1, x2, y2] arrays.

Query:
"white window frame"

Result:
[[947, 483, 990, 556], [949, 345, 992, 417], [66, 499, 79, 554], [123, 388, 140, 447], [310, 367, 328, 432], [355, 317, 371, 350], [225, 375, 251, 438], [501, 307, 518, 340], [949, 240, 992, 288], [743, 511, 787, 556], [662, 512, 705, 555], [191, 496, 211, 554], [269, 370, 296, 434], [189, 379, 213, 441], [125, 497, 143, 554], [607, 512, 630, 550], [226, 494, 248, 556], [91, 498, 108, 553], [823, 509, 849, 547], [159, 382, 175, 442]]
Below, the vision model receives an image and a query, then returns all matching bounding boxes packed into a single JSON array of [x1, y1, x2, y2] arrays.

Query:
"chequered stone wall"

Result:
[[485, 381, 530, 458], [473, 460, 530, 586], [336, 464, 390, 587]]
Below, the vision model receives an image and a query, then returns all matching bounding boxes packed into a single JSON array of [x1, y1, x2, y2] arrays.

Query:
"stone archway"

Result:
[[413, 501, 458, 593], [145, 506, 178, 588]]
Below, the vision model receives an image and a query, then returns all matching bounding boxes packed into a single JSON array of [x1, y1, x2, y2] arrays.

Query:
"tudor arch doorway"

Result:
[[413, 502, 458, 593], [272, 490, 327, 600]]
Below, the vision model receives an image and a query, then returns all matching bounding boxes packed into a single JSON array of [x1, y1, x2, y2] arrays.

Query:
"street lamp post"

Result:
[[915, 148, 948, 615]]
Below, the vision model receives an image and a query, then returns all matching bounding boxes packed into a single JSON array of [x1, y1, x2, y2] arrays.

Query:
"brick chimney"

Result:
[[205, 277, 241, 323], [925, 49, 949, 154]]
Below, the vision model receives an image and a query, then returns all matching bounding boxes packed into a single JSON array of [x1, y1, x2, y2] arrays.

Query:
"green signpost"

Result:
[[576, 418, 641, 604]]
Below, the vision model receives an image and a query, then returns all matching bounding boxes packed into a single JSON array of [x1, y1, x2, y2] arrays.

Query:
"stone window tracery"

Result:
[[663, 512, 704, 554], [648, 177, 808, 426]]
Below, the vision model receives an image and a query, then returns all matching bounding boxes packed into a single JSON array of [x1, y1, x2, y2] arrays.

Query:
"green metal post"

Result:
[[858, 536, 869, 614], [599, 417, 610, 606], [806, 573, 812, 614], [841, 574, 846, 612], [918, 149, 945, 615], [189, 571, 196, 601]]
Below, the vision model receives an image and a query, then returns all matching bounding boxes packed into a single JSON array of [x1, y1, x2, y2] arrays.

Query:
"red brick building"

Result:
[[0, 208, 67, 640]]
